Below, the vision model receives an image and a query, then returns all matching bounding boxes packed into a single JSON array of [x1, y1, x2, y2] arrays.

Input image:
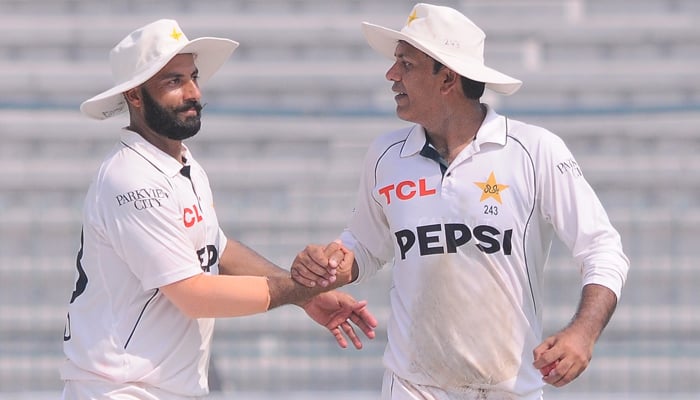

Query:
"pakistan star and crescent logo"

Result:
[[474, 171, 509, 204], [406, 10, 418, 25], [170, 28, 183, 41]]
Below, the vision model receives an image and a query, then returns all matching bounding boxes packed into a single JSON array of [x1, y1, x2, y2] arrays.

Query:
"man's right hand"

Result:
[[292, 241, 352, 288]]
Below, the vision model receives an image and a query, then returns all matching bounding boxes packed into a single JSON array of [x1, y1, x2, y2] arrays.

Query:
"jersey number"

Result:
[[64, 230, 88, 341], [483, 205, 499, 215]]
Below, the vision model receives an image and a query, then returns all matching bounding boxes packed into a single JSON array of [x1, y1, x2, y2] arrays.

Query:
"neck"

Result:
[[127, 124, 185, 163], [425, 102, 486, 164]]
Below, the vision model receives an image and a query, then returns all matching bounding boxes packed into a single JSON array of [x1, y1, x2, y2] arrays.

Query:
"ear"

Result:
[[440, 68, 460, 94], [123, 87, 142, 107]]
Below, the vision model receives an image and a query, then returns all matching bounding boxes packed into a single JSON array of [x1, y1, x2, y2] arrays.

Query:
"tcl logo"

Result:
[[184, 204, 203, 227], [378, 178, 436, 204]]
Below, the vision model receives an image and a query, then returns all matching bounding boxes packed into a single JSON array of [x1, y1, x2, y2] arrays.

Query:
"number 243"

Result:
[[483, 205, 499, 215]]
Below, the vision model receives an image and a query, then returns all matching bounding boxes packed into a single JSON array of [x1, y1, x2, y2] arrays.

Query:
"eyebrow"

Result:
[[393, 45, 418, 60], [159, 68, 199, 79]]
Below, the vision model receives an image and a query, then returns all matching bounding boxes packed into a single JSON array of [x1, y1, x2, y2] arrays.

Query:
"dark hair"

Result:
[[433, 60, 485, 100]]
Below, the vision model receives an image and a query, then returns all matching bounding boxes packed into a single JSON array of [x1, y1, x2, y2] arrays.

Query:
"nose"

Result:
[[183, 78, 201, 101], [386, 62, 400, 82]]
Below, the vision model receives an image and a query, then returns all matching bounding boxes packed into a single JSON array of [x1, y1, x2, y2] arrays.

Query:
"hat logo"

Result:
[[406, 10, 418, 25], [444, 39, 460, 49], [170, 27, 183, 41]]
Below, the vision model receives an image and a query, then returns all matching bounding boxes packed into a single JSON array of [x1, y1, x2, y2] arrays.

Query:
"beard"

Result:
[[141, 87, 203, 140]]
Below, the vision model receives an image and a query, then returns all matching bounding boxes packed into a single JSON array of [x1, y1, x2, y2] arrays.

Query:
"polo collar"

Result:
[[400, 104, 508, 158], [119, 128, 190, 178], [474, 104, 508, 147]]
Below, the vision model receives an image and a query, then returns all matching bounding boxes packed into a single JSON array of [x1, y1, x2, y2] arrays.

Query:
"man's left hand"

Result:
[[532, 326, 594, 387], [302, 291, 377, 349]]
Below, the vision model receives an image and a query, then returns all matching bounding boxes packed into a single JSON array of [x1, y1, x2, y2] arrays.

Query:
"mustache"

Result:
[[175, 101, 204, 113]]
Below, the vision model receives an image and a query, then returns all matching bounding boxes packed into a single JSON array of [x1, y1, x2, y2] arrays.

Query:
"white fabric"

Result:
[[381, 370, 542, 400], [62, 379, 206, 400], [61, 129, 227, 397], [341, 105, 629, 399], [361, 3, 522, 95]]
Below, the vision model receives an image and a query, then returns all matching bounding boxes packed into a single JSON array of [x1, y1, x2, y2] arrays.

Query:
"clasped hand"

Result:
[[292, 241, 376, 349], [292, 240, 350, 288]]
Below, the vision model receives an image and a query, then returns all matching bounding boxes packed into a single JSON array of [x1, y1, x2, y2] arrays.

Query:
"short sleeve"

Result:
[[98, 170, 203, 290]]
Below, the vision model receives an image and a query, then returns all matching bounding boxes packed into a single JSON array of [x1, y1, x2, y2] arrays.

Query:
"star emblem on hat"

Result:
[[170, 27, 183, 41], [474, 171, 509, 204], [406, 10, 418, 25]]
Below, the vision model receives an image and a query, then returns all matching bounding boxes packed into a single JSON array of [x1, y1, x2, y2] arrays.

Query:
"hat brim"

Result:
[[81, 37, 238, 120], [361, 22, 522, 96]]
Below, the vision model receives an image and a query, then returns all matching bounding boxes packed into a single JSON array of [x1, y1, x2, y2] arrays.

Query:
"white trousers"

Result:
[[381, 370, 542, 400], [61, 380, 205, 400]]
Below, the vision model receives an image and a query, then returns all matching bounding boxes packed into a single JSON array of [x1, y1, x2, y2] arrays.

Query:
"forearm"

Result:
[[567, 283, 618, 342], [219, 239, 288, 278], [162, 271, 349, 318], [215, 239, 354, 310], [267, 271, 348, 310], [532, 283, 618, 386], [162, 273, 271, 318]]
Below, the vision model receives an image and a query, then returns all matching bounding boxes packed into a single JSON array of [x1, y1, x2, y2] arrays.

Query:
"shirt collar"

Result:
[[400, 104, 508, 158], [474, 104, 508, 147], [119, 128, 190, 178]]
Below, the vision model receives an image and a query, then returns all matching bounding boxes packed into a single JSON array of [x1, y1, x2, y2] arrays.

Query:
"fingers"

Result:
[[291, 244, 338, 288], [340, 321, 362, 349], [543, 357, 583, 387], [326, 241, 354, 282], [329, 326, 348, 349], [329, 319, 365, 350], [532, 336, 556, 368], [290, 267, 320, 288], [324, 240, 343, 270], [541, 347, 589, 387], [538, 360, 558, 378], [533, 331, 591, 387], [332, 247, 355, 285], [533, 335, 563, 383], [348, 301, 378, 339], [325, 295, 377, 350], [314, 241, 354, 287], [306, 244, 337, 277]]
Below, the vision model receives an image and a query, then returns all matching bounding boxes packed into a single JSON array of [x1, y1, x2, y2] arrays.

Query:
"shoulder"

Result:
[[365, 125, 415, 160], [505, 117, 571, 156], [93, 143, 173, 197]]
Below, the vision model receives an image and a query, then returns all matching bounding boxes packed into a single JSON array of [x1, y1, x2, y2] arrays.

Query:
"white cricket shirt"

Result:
[[61, 129, 227, 397], [341, 105, 629, 399]]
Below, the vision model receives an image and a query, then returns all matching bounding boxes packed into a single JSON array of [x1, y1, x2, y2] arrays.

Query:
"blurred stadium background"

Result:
[[0, 0, 698, 398]]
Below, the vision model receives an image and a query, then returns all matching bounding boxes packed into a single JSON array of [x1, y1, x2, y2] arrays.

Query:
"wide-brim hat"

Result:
[[361, 3, 522, 95], [81, 19, 238, 120]]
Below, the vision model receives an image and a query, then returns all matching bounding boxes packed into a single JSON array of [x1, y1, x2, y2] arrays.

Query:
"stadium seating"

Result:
[[0, 0, 698, 397]]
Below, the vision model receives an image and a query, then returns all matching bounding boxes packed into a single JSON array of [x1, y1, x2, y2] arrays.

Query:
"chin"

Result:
[[395, 109, 413, 123]]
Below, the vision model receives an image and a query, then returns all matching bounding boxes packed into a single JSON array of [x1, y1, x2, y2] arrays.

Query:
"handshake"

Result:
[[291, 240, 357, 289], [288, 241, 375, 350]]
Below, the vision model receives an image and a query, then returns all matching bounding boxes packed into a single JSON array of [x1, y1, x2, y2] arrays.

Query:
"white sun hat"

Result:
[[361, 3, 522, 95], [80, 19, 239, 120]]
